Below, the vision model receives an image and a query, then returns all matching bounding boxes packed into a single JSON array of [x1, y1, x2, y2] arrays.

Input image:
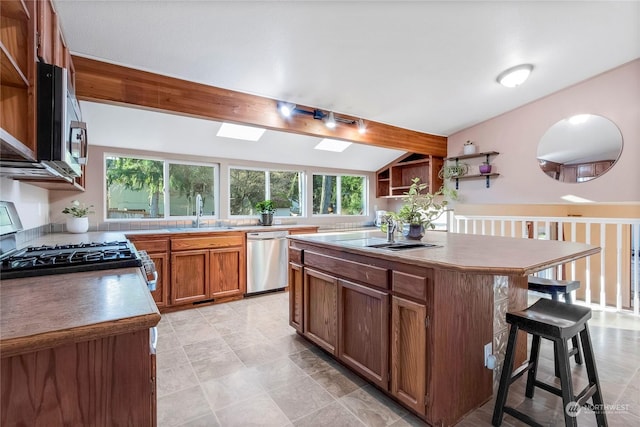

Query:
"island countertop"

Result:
[[288, 230, 601, 276]]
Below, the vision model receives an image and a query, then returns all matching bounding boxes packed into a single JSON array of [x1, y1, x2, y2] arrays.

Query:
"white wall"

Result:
[[0, 177, 50, 229], [447, 59, 640, 205]]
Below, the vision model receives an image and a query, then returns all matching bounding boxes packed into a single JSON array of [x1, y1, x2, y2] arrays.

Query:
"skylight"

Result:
[[217, 123, 266, 141], [314, 139, 352, 153]]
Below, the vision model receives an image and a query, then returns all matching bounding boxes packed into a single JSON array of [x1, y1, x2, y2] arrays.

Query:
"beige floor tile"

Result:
[[191, 350, 246, 382], [183, 337, 232, 362], [176, 413, 221, 427], [214, 392, 290, 427], [173, 321, 221, 346], [234, 342, 289, 367], [293, 401, 365, 426], [201, 367, 265, 411], [288, 348, 334, 376], [339, 385, 408, 427], [268, 376, 335, 421], [221, 329, 270, 351], [157, 385, 211, 427], [310, 364, 366, 398], [157, 363, 199, 398], [253, 357, 308, 391], [157, 330, 182, 353], [157, 347, 189, 371]]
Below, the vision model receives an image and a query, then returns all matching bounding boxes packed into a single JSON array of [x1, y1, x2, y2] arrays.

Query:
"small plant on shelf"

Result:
[[255, 200, 275, 226]]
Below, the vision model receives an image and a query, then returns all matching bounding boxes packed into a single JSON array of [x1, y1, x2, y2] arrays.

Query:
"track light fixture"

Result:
[[325, 111, 336, 129], [276, 101, 366, 132]]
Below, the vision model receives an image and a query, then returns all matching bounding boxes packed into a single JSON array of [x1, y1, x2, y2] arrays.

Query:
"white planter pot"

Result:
[[66, 217, 89, 233], [463, 144, 477, 155]]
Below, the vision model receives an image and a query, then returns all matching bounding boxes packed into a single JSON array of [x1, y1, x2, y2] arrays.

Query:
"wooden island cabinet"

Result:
[[288, 231, 599, 426]]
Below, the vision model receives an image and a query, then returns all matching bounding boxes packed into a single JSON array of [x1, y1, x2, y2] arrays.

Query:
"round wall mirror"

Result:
[[536, 114, 623, 183]]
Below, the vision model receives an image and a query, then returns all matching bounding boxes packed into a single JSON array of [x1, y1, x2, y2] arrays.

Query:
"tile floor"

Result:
[[157, 291, 640, 426]]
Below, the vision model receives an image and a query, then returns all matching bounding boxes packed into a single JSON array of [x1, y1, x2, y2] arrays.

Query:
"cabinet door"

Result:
[[303, 268, 338, 355], [171, 250, 209, 305], [391, 296, 427, 416], [289, 262, 304, 333], [209, 247, 244, 298], [149, 252, 169, 308], [36, 0, 56, 64], [338, 279, 389, 389]]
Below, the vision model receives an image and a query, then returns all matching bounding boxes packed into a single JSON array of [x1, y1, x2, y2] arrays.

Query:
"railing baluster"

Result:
[[616, 224, 623, 311], [586, 223, 592, 306], [634, 224, 639, 316], [600, 224, 607, 310], [500, 220, 505, 237]]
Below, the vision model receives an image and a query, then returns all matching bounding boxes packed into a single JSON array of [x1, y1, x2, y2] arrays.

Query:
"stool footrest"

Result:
[[576, 384, 597, 407], [504, 406, 546, 427], [509, 361, 534, 385], [533, 380, 562, 398]]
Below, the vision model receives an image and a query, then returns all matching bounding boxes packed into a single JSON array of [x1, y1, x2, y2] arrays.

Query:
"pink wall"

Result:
[[448, 59, 640, 205]]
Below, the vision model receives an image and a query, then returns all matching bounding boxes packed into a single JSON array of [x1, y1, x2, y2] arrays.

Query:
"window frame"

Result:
[[103, 152, 219, 221]]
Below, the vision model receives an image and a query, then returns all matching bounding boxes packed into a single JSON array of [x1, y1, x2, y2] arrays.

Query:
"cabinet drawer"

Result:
[[289, 247, 302, 264], [172, 235, 243, 251], [305, 251, 388, 289], [392, 269, 432, 302], [130, 239, 169, 253]]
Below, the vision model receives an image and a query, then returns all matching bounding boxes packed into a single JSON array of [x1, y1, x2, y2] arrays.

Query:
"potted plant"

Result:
[[255, 200, 275, 226], [62, 200, 94, 233], [389, 178, 453, 240]]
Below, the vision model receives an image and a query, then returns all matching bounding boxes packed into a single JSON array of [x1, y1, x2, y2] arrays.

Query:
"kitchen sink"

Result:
[[366, 242, 438, 250], [170, 226, 235, 231]]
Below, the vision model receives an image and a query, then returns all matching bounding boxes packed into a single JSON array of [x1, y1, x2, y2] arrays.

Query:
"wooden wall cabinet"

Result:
[[1, 0, 37, 161], [288, 262, 304, 333], [170, 233, 246, 305], [376, 153, 444, 198], [1, 0, 83, 190]]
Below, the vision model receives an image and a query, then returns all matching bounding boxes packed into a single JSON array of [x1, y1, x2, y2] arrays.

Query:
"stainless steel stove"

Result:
[[0, 201, 156, 285], [1, 240, 142, 280]]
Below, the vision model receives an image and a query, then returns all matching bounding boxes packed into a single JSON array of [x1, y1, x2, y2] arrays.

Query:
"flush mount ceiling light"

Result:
[[314, 138, 352, 152], [568, 114, 590, 125], [217, 123, 266, 141], [496, 64, 534, 88]]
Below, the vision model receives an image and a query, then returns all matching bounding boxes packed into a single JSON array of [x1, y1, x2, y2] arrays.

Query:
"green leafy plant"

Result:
[[389, 178, 455, 230], [62, 200, 95, 218], [255, 200, 275, 214]]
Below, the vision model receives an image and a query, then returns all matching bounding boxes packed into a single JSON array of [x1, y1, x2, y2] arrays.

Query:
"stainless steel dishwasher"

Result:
[[246, 230, 289, 295]]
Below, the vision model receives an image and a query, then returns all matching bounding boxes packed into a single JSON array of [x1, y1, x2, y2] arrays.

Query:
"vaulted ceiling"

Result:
[[54, 0, 640, 170]]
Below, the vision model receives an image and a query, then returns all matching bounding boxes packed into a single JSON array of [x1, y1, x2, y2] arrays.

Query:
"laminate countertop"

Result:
[[289, 230, 601, 276], [0, 225, 320, 358]]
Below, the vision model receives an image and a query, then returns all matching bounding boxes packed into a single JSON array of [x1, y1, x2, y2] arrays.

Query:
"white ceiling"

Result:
[[54, 0, 640, 170]]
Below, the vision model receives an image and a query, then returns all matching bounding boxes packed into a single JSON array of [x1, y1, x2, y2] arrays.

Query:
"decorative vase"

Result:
[[66, 217, 89, 233], [479, 163, 492, 174], [260, 213, 273, 226], [403, 223, 424, 240]]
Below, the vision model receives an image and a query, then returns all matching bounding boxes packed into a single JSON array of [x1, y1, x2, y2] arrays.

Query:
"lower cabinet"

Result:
[[288, 262, 304, 333], [338, 279, 389, 389], [171, 249, 209, 305], [1, 329, 155, 426], [127, 237, 170, 308], [391, 296, 427, 416], [303, 267, 338, 355], [291, 242, 432, 420], [171, 246, 245, 305]]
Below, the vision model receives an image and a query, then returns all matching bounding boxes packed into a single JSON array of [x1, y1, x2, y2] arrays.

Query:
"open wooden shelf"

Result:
[[376, 153, 444, 198]]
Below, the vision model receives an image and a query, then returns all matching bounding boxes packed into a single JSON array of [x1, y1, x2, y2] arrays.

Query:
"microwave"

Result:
[[36, 62, 87, 178]]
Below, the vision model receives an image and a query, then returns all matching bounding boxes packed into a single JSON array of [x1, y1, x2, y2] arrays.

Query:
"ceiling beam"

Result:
[[72, 56, 447, 156]]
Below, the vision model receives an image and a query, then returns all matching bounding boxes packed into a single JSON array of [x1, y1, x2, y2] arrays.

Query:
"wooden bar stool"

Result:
[[492, 298, 607, 427], [528, 276, 582, 376]]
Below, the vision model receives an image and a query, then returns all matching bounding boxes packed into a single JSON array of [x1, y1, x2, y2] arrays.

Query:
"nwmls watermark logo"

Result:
[[565, 401, 630, 417]]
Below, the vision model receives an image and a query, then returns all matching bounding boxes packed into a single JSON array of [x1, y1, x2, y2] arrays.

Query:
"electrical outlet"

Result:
[[484, 342, 493, 367]]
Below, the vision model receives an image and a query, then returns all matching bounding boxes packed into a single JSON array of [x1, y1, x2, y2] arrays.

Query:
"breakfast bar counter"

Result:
[[287, 230, 599, 426]]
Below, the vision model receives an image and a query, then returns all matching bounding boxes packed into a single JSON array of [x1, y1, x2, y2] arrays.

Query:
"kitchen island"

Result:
[[287, 230, 599, 426]]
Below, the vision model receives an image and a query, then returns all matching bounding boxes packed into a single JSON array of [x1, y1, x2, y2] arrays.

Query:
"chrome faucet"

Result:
[[194, 194, 203, 228], [386, 216, 397, 243]]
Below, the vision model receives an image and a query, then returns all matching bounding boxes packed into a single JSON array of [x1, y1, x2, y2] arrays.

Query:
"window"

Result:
[[229, 168, 302, 216], [313, 174, 366, 215], [105, 155, 217, 219], [168, 163, 216, 216]]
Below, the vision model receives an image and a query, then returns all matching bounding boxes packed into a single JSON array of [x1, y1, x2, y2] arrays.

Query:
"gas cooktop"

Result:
[[0, 241, 142, 280]]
